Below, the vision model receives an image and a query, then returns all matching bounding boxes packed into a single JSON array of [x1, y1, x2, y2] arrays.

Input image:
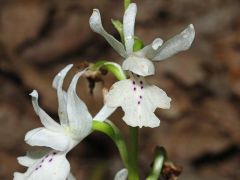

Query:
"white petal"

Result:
[[138, 38, 163, 59], [17, 148, 51, 167], [152, 38, 164, 50], [53, 64, 73, 126], [15, 152, 70, 180], [52, 64, 73, 89], [152, 24, 195, 61], [122, 55, 155, 76], [17, 156, 39, 167], [67, 71, 92, 140], [93, 104, 116, 122], [89, 9, 127, 57], [30, 90, 61, 132], [106, 77, 171, 128], [114, 168, 128, 180], [106, 80, 128, 108], [146, 85, 171, 109], [123, 3, 137, 55], [25, 127, 70, 151], [13, 172, 25, 180]]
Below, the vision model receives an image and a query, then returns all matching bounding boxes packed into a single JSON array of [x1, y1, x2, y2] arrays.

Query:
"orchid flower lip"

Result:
[[106, 72, 171, 128]]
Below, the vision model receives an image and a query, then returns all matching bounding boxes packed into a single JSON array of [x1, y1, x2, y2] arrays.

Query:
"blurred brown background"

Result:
[[0, 0, 240, 179]]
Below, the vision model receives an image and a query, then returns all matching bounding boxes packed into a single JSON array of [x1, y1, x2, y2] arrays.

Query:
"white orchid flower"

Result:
[[13, 64, 108, 180], [89, 3, 195, 77], [89, 3, 194, 128]]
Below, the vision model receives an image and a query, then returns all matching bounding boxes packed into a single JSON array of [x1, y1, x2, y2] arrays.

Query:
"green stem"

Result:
[[91, 60, 127, 81], [128, 127, 139, 180], [92, 121, 129, 168]]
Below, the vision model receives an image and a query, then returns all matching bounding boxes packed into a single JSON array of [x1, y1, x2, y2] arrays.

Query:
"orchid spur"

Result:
[[13, 65, 108, 180], [89, 3, 195, 128]]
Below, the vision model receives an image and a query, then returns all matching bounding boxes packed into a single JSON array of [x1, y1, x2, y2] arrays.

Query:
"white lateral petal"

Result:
[[89, 9, 127, 57], [17, 156, 39, 167], [67, 71, 92, 140], [30, 90, 61, 132], [152, 38, 164, 50], [153, 24, 195, 61], [52, 64, 73, 89], [138, 38, 163, 59], [93, 104, 116, 122], [123, 3, 137, 55], [53, 64, 73, 126], [18, 148, 51, 167], [114, 168, 128, 180], [122, 55, 155, 76], [25, 127, 70, 151]]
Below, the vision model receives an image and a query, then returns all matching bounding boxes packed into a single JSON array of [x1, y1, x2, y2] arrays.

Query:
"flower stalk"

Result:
[[128, 127, 139, 180], [92, 120, 129, 168]]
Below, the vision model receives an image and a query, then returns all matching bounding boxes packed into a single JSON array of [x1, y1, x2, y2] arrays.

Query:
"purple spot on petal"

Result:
[[132, 81, 135, 85], [39, 165, 42, 168], [138, 101, 140, 105], [140, 96, 142, 99], [141, 86, 143, 89], [45, 155, 49, 158], [35, 168, 38, 171], [134, 87, 136, 91], [140, 81, 143, 84], [137, 75, 140, 77], [41, 159, 44, 163], [53, 152, 57, 155], [48, 158, 53, 162]]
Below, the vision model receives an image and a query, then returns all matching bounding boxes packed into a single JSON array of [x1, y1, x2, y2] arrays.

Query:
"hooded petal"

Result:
[[25, 127, 70, 151], [14, 152, 70, 180], [114, 168, 128, 180], [30, 90, 61, 132], [152, 24, 195, 61], [52, 64, 73, 126], [122, 55, 155, 76], [106, 76, 171, 128], [123, 3, 137, 55], [89, 9, 127, 58], [66, 71, 92, 140]]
